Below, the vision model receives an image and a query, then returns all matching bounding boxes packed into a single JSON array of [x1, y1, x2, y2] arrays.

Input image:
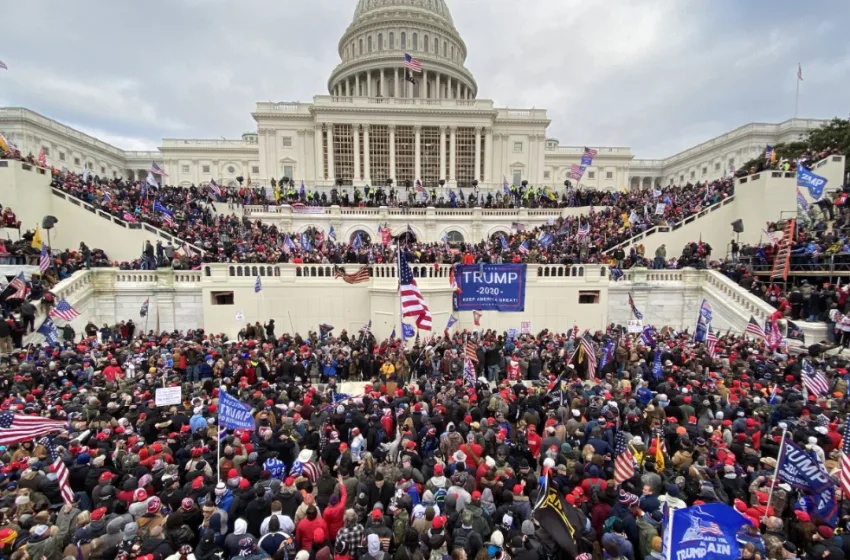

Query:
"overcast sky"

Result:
[[1, 0, 848, 158]]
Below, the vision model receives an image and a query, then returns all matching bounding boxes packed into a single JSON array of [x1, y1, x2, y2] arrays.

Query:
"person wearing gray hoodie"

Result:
[[99, 516, 129, 557], [360, 533, 385, 560]]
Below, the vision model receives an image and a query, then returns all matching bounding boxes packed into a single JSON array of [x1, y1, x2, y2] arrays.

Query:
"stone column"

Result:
[[447, 76, 453, 99], [367, 71, 372, 97], [394, 68, 399, 97], [345, 79, 350, 97], [327, 124, 335, 182], [363, 125, 371, 184], [314, 124, 324, 179], [436, 73, 441, 99], [353, 125, 361, 182], [414, 125, 422, 180], [484, 127, 493, 184], [439, 126, 447, 181], [457, 82, 461, 100], [421, 70, 427, 98], [474, 127, 482, 182], [355, 74, 360, 96], [389, 124, 396, 181], [449, 126, 457, 183]]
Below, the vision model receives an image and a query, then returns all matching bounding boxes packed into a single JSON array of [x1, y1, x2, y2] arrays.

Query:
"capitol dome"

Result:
[[327, 0, 477, 101]]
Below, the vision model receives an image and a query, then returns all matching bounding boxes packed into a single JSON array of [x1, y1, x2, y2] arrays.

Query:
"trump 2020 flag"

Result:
[[693, 299, 712, 343], [777, 439, 834, 493], [218, 391, 255, 430], [797, 166, 828, 200], [401, 323, 416, 340], [37, 318, 60, 346], [652, 348, 663, 379], [663, 503, 752, 560]]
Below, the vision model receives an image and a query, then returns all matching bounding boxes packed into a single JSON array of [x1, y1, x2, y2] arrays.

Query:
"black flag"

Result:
[[405, 71, 417, 85], [533, 475, 585, 558]]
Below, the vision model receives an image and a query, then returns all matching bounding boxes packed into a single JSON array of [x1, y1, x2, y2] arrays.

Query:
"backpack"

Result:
[[451, 527, 471, 552], [587, 480, 603, 504], [602, 515, 622, 535]]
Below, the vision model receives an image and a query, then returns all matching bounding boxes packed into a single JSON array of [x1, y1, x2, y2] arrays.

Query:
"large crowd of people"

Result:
[[41, 164, 735, 269], [0, 321, 847, 560]]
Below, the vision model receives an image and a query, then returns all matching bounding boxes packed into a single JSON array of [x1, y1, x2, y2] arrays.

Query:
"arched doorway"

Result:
[[444, 230, 465, 246], [394, 230, 417, 244], [350, 230, 372, 245]]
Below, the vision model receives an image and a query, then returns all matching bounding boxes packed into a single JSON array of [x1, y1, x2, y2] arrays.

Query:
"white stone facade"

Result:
[[0, 1, 830, 193]]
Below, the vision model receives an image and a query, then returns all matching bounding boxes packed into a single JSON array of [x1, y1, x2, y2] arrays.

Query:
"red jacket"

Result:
[[323, 485, 347, 540], [296, 517, 328, 551]]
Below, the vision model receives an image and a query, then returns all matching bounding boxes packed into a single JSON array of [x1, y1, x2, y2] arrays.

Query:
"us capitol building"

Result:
[[0, 0, 828, 193]]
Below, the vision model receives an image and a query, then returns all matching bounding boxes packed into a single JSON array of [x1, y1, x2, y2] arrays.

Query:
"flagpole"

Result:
[[794, 72, 800, 119], [765, 429, 787, 515], [217, 377, 222, 484]]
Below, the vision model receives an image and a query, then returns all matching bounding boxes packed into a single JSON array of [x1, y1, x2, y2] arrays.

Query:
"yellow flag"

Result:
[[621, 212, 631, 228], [655, 436, 665, 472], [578, 345, 585, 364], [31, 226, 42, 250], [0, 133, 9, 153]]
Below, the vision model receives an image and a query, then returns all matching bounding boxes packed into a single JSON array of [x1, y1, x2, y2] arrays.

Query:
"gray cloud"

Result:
[[1, 0, 847, 157]]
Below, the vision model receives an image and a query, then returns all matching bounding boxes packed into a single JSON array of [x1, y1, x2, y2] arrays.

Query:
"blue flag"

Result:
[[796, 188, 810, 212], [599, 340, 615, 370], [449, 190, 456, 201], [795, 485, 839, 528], [402, 323, 415, 340], [664, 504, 752, 560], [329, 226, 336, 241], [641, 326, 656, 347], [446, 315, 458, 330], [352, 232, 363, 250], [218, 391, 255, 430], [776, 439, 834, 493], [37, 318, 60, 346], [797, 166, 828, 200], [299, 181, 306, 197], [254, 275, 262, 293], [300, 233, 311, 251], [610, 268, 624, 281], [390, 327, 396, 340], [499, 234, 509, 250], [693, 299, 712, 343], [652, 348, 663, 379]]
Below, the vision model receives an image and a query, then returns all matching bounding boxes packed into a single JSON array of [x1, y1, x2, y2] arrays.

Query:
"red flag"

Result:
[[473, 311, 482, 327]]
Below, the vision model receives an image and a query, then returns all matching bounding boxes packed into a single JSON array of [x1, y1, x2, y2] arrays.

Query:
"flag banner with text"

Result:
[[218, 391, 256, 430], [453, 264, 526, 312], [663, 503, 752, 560], [777, 439, 834, 493]]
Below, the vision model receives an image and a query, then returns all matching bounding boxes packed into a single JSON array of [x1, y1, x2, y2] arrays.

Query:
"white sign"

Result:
[[507, 328, 518, 340], [655, 203, 666, 215], [520, 321, 532, 334], [627, 320, 644, 334], [235, 311, 245, 323], [155, 386, 182, 407]]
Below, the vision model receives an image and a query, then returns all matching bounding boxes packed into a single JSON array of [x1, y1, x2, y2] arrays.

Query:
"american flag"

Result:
[[473, 310, 482, 327], [150, 161, 168, 176], [613, 431, 636, 484], [415, 179, 424, 193], [763, 229, 779, 245], [706, 327, 718, 358], [399, 250, 432, 330], [575, 221, 590, 242], [48, 299, 81, 322], [39, 243, 50, 274], [580, 336, 597, 379], [37, 148, 47, 168], [39, 437, 75, 504], [0, 412, 67, 446], [463, 356, 476, 386], [745, 316, 766, 339], [797, 62, 803, 82], [627, 293, 643, 320], [208, 178, 222, 198], [360, 320, 371, 334], [570, 164, 584, 179], [518, 241, 529, 255], [153, 201, 175, 226], [0, 60, 7, 71], [283, 236, 296, 253], [8, 272, 27, 300], [583, 147, 598, 159], [802, 360, 829, 397], [404, 53, 422, 73], [140, 298, 149, 317], [841, 417, 850, 499], [335, 266, 370, 284], [465, 340, 479, 362]]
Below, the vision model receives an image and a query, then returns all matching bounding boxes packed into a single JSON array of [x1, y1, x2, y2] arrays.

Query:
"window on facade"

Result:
[[284, 166, 293, 179], [512, 170, 522, 186], [715, 162, 721, 171], [202, 165, 210, 173], [378, 33, 383, 50], [228, 165, 235, 174], [101, 167, 106, 174], [389, 32, 394, 48], [451, 46, 455, 60], [74, 157, 80, 166], [359, 39, 363, 54], [401, 32, 406, 48], [443, 41, 447, 56], [252, 166, 260, 174], [367, 36, 372, 52], [434, 38, 438, 53], [423, 35, 428, 52], [513, 142, 523, 153], [181, 165, 190, 173], [59, 152, 65, 161], [728, 158, 734, 167], [412, 33, 418, 50], [87, 162, 93, 170], [42, 147, 50, 156], [282, 136, 292, 147], [578, 291, 600, 304], [588, 171, 595, 179], [211, 291, 234, 305], [606, 171, 613, 179], [690, 171, 695, 179], [680, 175, 684, 182], [702, 167, 707, 175], [543, 171, 551, 179]]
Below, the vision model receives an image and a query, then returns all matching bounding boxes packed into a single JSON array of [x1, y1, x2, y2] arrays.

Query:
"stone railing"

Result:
[[242, 204, 594, 221]]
